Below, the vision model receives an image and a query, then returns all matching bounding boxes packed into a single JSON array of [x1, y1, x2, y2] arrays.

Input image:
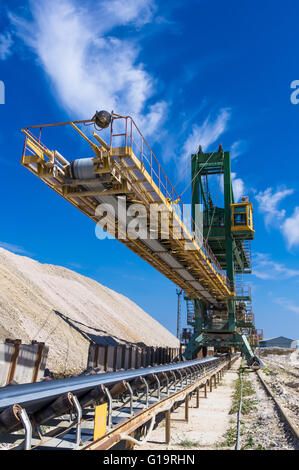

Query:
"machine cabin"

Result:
[[231, 200, 254, 240]]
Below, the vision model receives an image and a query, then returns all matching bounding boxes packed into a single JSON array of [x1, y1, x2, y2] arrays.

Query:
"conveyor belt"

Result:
[[21, 114, 233, 305]]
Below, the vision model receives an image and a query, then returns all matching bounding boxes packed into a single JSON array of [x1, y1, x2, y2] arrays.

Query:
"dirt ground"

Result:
[[136, 359, 241, 450]]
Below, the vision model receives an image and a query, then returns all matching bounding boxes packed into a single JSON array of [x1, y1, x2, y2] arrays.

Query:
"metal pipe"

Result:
[[72, 395, 82, 448], [153, 374, 161, 400], [141, 377, 149, 408], [18, 408, 32, 450], [126, 381, 134, 417], [103, 386, 113, 429], [163, 372, 170, 397]]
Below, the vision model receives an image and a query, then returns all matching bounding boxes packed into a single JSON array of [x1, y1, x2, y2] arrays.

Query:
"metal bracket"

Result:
[[18, 408, 32, 450], [103, 386, 113, 429], [72, 395, 82, 447]]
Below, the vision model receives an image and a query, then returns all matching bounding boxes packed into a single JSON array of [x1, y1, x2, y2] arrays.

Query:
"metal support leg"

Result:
[[126, 381, 134, 416], [153, 374, 161, 400], [170, 371, 177, 391], [72, 395, 82, 447], [103, 386, 113, 428], [141, 377, 149, 408], [164, 372, 170, 397], [18, 408, 32, 450], [196, 387, 200, 408], [177, 369, 183, 389], [183, 368, 188, 386]]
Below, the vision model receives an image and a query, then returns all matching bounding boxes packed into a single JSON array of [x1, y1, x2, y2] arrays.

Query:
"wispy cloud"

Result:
[[10, 0, 166, 136], [253, 252, 299, 280], [0, 32, 13, 60], [275, 297, 299, 315], [219, 171, 245, 202], [230, 140, 246, 160], [255, 186, 294, 228], [0, 241, 33, 256], [182, 108, 231, 162], [255, 186, 299, 250], [281, 206, 299, 249], [231, 172, 245, 202]]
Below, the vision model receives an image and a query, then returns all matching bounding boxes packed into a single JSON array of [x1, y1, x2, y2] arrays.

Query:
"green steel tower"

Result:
[[184, 145, 261, 366]]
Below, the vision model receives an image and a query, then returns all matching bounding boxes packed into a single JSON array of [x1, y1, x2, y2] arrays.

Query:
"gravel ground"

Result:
[[239, 370, 298, 450], [259, 350, 299, 432]]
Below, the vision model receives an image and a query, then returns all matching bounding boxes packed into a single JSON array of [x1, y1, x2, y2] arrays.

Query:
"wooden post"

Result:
[[113, 347, 118, 372], [32, 341, 45, 383], [165, 410, 171, 444], [196, 387, 200, 408], [214, 375, 217, 387], [121, 345, 126, 370], [5, 339, 21, 384], [185, 394, 189, 422], [94, 344, 99, 368], [145, 347, 148, 367], [104, 345, 109, 372], [204, 382, 208, 398], [210, 377, 213, 392], [141, 348, 144, 367], [128, 346, 133, 369]]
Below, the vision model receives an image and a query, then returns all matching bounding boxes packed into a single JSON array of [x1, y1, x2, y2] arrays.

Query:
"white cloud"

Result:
[[182, 108, 231, 161], [231, 172, 245, 202], [219, 171, 245, 202], [255, 187, 294, 227], [10, 0, 166, 135], [103, 0, 155, 27], [253, 252, 299, 280], [281, 206, 299, 249], [230, 140, 246, 160], [275, 297, 299, 315], [0, 32, 13, 60]]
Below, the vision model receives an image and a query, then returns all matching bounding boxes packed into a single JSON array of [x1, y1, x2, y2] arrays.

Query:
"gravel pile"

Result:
[[0, 248, 179, 374]]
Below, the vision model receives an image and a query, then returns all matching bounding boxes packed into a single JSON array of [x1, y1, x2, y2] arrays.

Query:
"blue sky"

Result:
[[0, 0, 299, 340]]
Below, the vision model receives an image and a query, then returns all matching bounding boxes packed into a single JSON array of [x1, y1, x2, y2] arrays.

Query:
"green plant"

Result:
[[178, 439, 199, 448], [256, 444, 266, 450], [217, 426, 237, 448], [263, 367, 275, 377], [229, 375, 256, 415], [242, 436, 255, 449]]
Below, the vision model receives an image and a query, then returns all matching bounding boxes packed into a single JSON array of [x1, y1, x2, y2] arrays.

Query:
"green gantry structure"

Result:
[[183, 146, 261, 366]]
